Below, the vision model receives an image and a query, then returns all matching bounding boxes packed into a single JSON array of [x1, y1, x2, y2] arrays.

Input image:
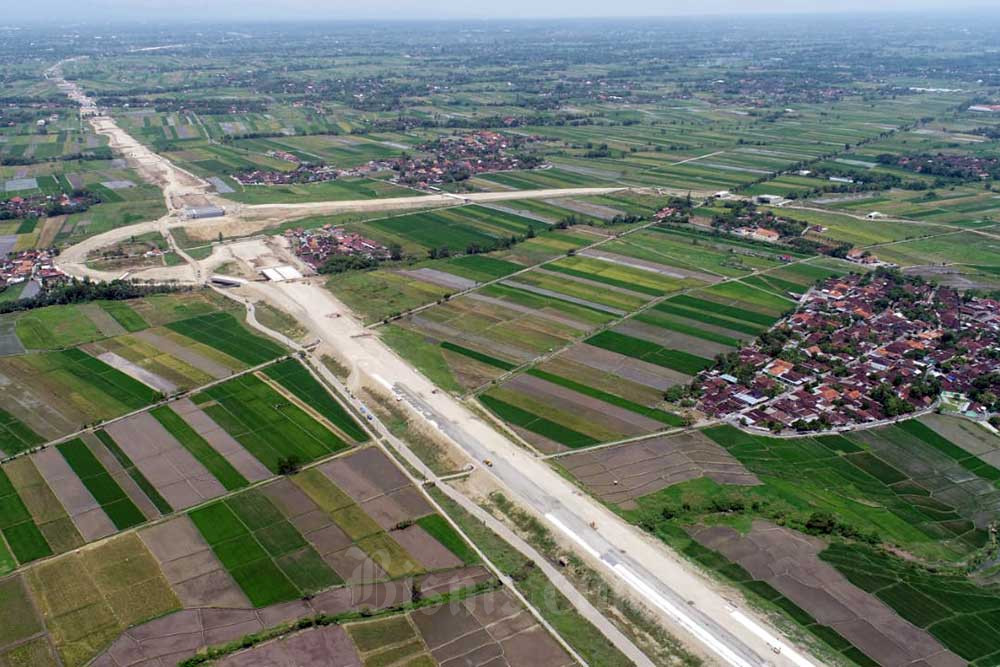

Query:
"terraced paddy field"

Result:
[[566, 419, 1000, 666], [0, 443, 488, 667]]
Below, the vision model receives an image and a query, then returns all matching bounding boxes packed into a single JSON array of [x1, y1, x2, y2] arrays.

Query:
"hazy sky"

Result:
[[12, 0, 1000, 22]]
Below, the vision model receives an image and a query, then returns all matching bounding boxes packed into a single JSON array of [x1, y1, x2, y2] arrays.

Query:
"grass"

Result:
[[262, 359, 368, 441], [380, 325, 462, 394], [93, 430, 172, 515], [0, 408, 44, 457], [98, 301, 148, 333], [525, 368, 685, 427], [479, 394, 600, 448], [585, 330, 714, 376], [194, 373, 348, 473], [14, 305, 102, 350], [149, 405, 249, 491], [56, 438, 145, 530], [415, 514, 479, 564], [166, 312, 285, 366], [440, 254, 523, 281]]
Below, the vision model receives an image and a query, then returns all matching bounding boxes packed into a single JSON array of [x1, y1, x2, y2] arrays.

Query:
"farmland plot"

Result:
[[192, 373, 350, 473]]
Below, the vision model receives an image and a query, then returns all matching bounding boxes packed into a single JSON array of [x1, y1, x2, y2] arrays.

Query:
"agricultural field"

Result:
[[0, 423, 493, 667], [0, 292, 288, 452], [562, 417, 1000, 666]]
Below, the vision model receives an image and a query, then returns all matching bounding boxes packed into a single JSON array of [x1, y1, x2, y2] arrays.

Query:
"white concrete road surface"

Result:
[[244, 279, 816, 667]]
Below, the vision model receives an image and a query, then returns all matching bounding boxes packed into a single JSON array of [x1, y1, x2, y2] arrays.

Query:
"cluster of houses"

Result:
[[0, 192, 96, 220], [391, 131, 545, 188], [885, 153, 1000, 181], [285, 225, 390, 271], [232, 163, 342, 186], [0, 249, 66, 293], [696, 272, 1000, 432]]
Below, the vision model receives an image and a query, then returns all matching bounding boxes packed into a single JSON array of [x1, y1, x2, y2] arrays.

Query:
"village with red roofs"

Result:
[[697, 269, 1000, 433]]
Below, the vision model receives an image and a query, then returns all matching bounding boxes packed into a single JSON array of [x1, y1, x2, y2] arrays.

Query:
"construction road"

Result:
[[51, 63, 823, 667]]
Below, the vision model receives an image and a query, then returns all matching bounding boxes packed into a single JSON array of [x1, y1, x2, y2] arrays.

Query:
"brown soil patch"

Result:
[[412, 589, 574, 667], [390, 525, 463, 571], [319, 447, 409, 503], [30, 447, 116, 542], [170, 398, 271, 482], [561, 431, 759, 508], [561, 343, 691, 390], [106, 412, 227, 510], [361, 486, 434, 530], [217, 625, 361, 667], [688, 521, 961, 667], [139, 516, 250, 609]]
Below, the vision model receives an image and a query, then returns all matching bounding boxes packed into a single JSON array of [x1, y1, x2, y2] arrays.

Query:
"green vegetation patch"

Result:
[[0, 408, 44, 457], [347, 616, 416, 653], [821, 543, 1000, 661], [896, 420, 1000, 485], [0, 576, 43, 648], [262, 359, 367, 441], [651, 301, 766, 336], [415, 514, 479, 564], [149, 405, 248, 491], [669, 294, 781, 326], [56, 438, 145, 530], [188, 490, 340, 606], [193, 373, 348, 473], [479, 394, 599, 448], [695, 425, 983, 561], [54, 348, 161, 409], [0, 468, 52, 565], [585, 330, 713, 376], [166, 312, 285, 366], [440, 254, 523, 281], [98, 301, 148, 333], [439, 341, 517, 371]]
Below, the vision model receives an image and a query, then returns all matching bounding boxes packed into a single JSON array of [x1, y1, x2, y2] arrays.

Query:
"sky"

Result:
[[12, 0, 1000, 22]]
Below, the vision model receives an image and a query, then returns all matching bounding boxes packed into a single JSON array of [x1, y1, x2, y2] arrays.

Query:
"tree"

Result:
[[277, 456, 301, 475]]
